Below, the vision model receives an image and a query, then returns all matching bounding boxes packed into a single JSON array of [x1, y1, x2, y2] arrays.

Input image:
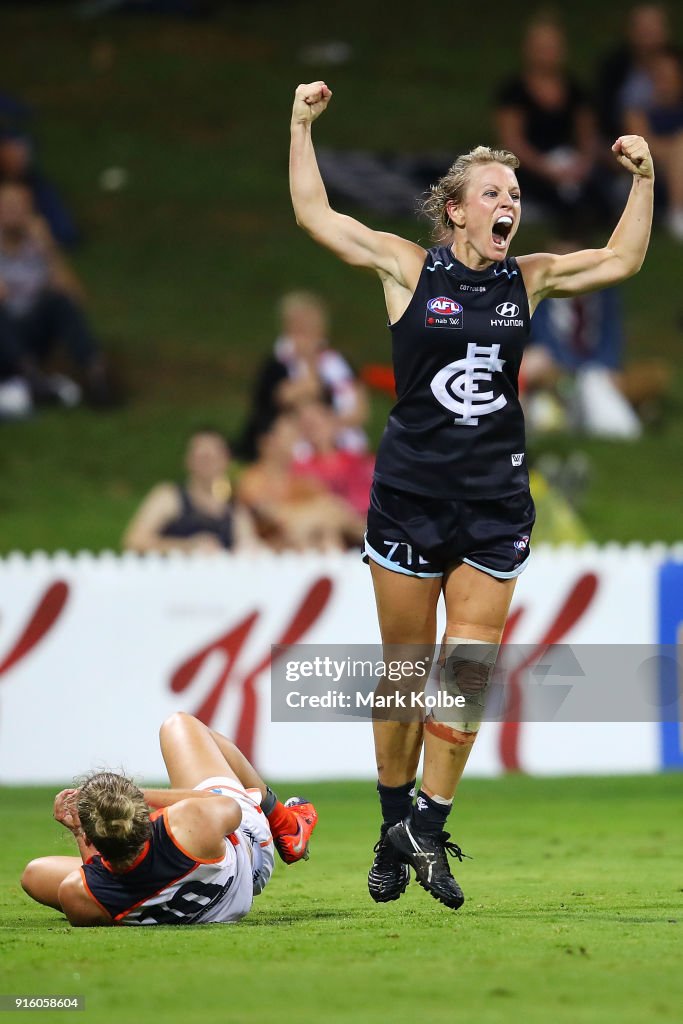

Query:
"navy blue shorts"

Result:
[[363, 481, 535, 579]]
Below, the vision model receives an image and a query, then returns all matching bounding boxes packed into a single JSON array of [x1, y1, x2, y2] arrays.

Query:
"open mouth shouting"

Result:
[[492, 215, 514, 251]]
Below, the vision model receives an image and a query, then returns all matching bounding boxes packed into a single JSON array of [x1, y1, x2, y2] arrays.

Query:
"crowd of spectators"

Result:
[[124, 292, 375, 556], [313, 4, 682, 241], [121, 5, 679, 554], [0, 90, 114, 420], [500, 5, 675, 440], [494, 4, 682, 235], [5, 4, 679, 553]]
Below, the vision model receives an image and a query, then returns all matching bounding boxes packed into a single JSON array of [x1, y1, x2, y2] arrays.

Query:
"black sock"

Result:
[[410, 789, 451, 837], [377, 779, 416, 827], [261, 785, 278, 816]]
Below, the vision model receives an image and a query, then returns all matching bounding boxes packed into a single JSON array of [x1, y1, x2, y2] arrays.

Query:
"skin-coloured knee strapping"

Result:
[[433, 635, 500, 734]]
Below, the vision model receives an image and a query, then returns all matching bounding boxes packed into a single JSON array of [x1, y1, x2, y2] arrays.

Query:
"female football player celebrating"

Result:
[[21, 713, 317, 926], [290, 81, 653, 910]]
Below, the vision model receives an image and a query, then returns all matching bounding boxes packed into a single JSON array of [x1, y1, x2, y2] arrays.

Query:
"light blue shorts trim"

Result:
[[462, 555, 531, 580], [363, 536, 443, 578]]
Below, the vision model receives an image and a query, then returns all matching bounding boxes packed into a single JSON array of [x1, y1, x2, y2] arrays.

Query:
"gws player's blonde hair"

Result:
[[77, 771, 151, 866]]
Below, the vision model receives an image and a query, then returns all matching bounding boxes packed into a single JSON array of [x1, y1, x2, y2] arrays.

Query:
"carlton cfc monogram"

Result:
[[430, 343, 508, 426]]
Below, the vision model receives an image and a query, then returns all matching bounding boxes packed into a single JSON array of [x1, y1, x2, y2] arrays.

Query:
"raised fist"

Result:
[[292, 82, 333, 125], [612, 135, 654, 179]]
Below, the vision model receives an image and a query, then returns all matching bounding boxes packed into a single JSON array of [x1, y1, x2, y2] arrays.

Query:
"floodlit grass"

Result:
[[3, 776, 682, 1024]]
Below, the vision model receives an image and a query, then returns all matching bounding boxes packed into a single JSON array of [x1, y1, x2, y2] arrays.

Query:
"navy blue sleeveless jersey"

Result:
[[373, 247, 531, 499], [81, 809, 239, 925], [81, 811, 195, 921]]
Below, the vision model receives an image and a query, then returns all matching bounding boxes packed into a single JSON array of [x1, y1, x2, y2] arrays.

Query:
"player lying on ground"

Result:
[[290, 81, 653, 910], [21, 712, 318, 926]]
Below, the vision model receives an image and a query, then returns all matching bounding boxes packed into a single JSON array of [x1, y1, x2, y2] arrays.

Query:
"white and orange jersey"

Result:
[[81, 793, 272, 926], [193, 777, 275, 898]]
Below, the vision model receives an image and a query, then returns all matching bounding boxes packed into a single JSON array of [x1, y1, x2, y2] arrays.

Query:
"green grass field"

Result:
[[2, 775, 682, 1024]]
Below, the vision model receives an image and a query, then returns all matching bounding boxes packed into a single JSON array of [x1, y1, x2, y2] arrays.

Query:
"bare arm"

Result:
[[122, 484, 180, 552], [166, 797, 242, 860], [519, 135, 654, 310], [58, 871, 111, 927], [142, 787, 226, 807], [290, 82, 424, 287]]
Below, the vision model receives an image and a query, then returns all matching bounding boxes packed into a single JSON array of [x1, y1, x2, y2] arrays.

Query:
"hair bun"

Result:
[[77, 771, 151, 864]]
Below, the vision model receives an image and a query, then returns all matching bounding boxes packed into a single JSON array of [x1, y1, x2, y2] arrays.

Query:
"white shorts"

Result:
[[194, 776, 275, 898]]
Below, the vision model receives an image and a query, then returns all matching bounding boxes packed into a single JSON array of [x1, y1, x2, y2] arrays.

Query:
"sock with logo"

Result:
[[262, 786, 298, 838], [377, 778, 416, 826], [410, 789, 452, 837]]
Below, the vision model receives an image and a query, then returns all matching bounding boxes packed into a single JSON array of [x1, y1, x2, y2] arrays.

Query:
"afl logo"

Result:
[[428, 297, 463, 316], [495, 302, 520, 318]]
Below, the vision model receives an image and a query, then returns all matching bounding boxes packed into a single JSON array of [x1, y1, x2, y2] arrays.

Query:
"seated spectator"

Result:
[[595, 4, 671, 142], [123, 429, 258, 554], [522, 238, 670, 437], [0, 183, 111, 407], [624, 47, 683, 239], [292, 400, 374, 517], [495, 16, 610, 228], [237, 413, 364, 552], [237, 290, 368, 459]]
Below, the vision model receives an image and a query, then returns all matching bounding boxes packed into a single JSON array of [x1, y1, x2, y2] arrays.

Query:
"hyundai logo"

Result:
[[495, 302, 520, 318]]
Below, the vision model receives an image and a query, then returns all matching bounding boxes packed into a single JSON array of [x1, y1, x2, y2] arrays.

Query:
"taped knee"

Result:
[[425, 717, 479, 744], [433, 636, 499, 733]]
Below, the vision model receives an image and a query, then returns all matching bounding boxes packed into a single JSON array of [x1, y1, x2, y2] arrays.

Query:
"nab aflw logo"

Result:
[[428, 297, 461, 316], [430, 343, 507, 426]]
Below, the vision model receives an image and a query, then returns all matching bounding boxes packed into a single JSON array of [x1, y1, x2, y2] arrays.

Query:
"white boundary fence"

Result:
[[0, 545, 680, 782]]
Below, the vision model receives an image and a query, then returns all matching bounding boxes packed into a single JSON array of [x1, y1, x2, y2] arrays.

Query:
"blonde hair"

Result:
[[77, 771, 151, 865], [422, 146, 520, 241]]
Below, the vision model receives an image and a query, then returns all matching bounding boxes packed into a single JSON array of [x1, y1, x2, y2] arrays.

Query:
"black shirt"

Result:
[[496, 74, 588, 153], [373, 247, 530, 500], [161, 485, 234, 549]]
